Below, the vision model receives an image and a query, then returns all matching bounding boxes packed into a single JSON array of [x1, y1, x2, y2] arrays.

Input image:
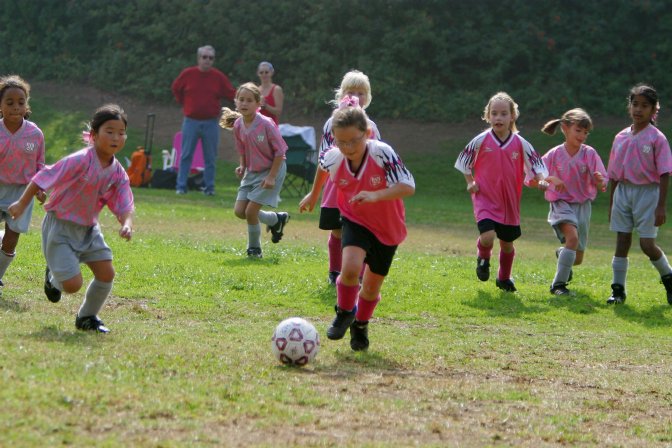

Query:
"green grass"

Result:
[[2, 102, 672, 446]]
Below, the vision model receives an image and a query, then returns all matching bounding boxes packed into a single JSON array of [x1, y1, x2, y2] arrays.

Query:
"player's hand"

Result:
[[537, 180, 550, 191], [349, 190, 379, 204], [7, 201, 25, 220], [655, 205, 666, 227], [235, 166, 245, 179], [546, 176, 566, 192], [119, 225, 132, 241], [36, 190, 47, 204], [299, 193, 317, 213], [467, 181, 479, 194], [594, 172, 607, 192], [261, 176, 275, 189]]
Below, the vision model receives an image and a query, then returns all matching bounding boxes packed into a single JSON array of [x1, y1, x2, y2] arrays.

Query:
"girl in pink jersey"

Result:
[[0, 75, 46, 294], [9, 104, 134, 333], [606, 84, 672, 305], [537, 109, 607, 296], [300, 105, 414, 351], [455, 92, 548, 292], [304, 70, 381, 285], [220, 83, 289, 259]]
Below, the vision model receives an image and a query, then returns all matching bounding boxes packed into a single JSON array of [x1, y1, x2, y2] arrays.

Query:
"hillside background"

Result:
[[1, 0, 671, 123]]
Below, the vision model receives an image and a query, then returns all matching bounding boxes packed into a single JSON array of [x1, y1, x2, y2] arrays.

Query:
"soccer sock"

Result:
[[78, 279, 113, 318], [258, 210, 278, 227], [248, 224, 261, 249], [498, 248, 515, 281], [553, 248, 576, 285], [477, 238, 492, 260], [328, 234, 342, 273], [336, 276, 359, 312], [0, 250, 15, 281], [651, 253, 672, 277], [355, 294, 380, 322], [612, 256, 629, 287]]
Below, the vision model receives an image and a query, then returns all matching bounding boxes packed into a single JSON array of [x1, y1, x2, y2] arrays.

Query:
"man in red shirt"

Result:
[[171, 45, 236, 195]]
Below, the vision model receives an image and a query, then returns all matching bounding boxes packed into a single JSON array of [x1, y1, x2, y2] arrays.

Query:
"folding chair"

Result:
[[162, 131, 205, 173], [279, 125, 317, 197]]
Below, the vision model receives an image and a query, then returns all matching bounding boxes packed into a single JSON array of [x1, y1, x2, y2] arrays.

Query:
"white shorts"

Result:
[[236, 162, 286, 208], [610, 183, 659, 238], [42, 212, 112, 285], [0, 184, 34, 233], [548, 200, 591, 251]]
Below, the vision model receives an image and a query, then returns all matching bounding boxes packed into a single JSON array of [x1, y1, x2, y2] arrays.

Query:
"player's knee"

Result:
[[62, 277, 83, 294]]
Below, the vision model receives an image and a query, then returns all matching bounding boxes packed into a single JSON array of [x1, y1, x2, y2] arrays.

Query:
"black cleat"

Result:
[[44, 267, 62, 303], [550, 282, 571, 296], [75, 315, 110, 333], [326, 305, 357, 340], [328, 271, 339, 286], [246, 247, 263, 259], [476, 257, 490, 281], [606, 283, 626, 304], [268, 212, 289, 243], [350, 320, 369, 351], [496, 278, 517, 292], [661, 273, 672, 305]]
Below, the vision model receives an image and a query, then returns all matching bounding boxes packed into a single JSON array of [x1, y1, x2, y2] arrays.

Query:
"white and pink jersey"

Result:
[[234, 113, 288, 172], [320, 140, 414, 246], [607, 124, 672, 184], [319, 117, 381, 208], [542, 143, 607, 203], [33, 146, 134, 226], [0, 119, 45, 185], [455, 129, 547, 226]]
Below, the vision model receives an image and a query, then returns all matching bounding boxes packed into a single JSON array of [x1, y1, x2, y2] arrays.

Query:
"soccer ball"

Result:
[[271, 317, 320, 366]]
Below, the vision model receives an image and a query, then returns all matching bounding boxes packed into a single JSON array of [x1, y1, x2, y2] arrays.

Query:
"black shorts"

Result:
[[341, 217, 398, 276], [477, 219, 522, 243], [319, 207, 342, 230]]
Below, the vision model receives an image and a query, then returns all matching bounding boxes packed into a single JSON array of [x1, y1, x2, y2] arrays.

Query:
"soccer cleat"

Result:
[[0, 279, 3, 297], [44, 267, 62, 303], [350, 320, 369, 351], [328, 271, 339, 286], [606, 283, 626, 304], [326, 305, 357, 340], [555, 247, 573, 283], [476, 257, 490, 281], [75, 315, 110, 333], [661, 273, 672, 305], [246, 247, 263, 259], [268, 212, 289, 243], [550, 282, 571, 296], [496, 278, 517, 292]]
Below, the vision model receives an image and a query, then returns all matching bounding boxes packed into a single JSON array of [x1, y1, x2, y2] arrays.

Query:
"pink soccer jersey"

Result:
[[542, 143, 607, 203], [608, 124, 672, 184], [455, 129, 548, 226], [32, 147, 134, 226], [319, 117, 381, 208], [234, 113, 287, 172], [0, 119, 45, 185], [320, 140, 414, 246]]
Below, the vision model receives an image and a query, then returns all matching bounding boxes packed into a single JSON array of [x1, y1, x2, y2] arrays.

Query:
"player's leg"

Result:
[[475, 220, 496, 281], [74, 260, 115, 333], [551, 223, 578, 295]]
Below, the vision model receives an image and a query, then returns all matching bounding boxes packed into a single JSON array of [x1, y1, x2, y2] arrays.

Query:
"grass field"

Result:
[[1, 101, 672, 447]]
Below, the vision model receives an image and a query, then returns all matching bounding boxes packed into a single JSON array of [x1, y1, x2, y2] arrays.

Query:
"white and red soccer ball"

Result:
[[271, 318, 320, 366]]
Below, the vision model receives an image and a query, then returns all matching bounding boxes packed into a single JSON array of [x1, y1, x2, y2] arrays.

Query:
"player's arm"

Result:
[[655, 173, 669, 226], [118, 210, 133, 241], [8, 181, 41, 219], [299, 168, 329, 213]]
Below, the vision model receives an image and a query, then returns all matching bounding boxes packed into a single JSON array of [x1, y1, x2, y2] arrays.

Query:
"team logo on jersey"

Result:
[[555, 163, 564, 172], [257, 135, 265, 143], [642, 144, 652, 154], [484, 146, 494, 153], [579, 165, 587, 174], [25, 143, 36, 152], [369, 175, 382, 188], [511, 151, 519, 160], [338, 178, 348, 187]]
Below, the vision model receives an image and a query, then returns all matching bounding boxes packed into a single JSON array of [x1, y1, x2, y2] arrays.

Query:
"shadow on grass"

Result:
[[313, 284, 336, 306], [27, 325, 104, 345], [0, 297, 30, 313], [546, 288, 601, 315], [612, 303, 672, 327], [463, 289, 547, 317]]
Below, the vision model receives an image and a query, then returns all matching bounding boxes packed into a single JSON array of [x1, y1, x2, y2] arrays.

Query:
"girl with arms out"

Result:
[[300, 104, 414, 351], [9, 104, 134, 333], [538, 109, 607, 296], [0, 75, 45, 294], [455, 92, 548, 292], [220, 83, 289, 258], [606, 84, 672, 304]]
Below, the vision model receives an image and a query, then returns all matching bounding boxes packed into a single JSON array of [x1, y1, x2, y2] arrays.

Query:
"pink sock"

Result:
[[477, 239, 492, 259], [328, 234, 342, 273], [355, 295, 380, 322], [336, 276, 359, 311], [498, 249, 515, 281]]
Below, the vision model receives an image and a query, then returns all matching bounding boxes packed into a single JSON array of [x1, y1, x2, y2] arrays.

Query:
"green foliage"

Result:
[[2, 0, 671, 120]]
